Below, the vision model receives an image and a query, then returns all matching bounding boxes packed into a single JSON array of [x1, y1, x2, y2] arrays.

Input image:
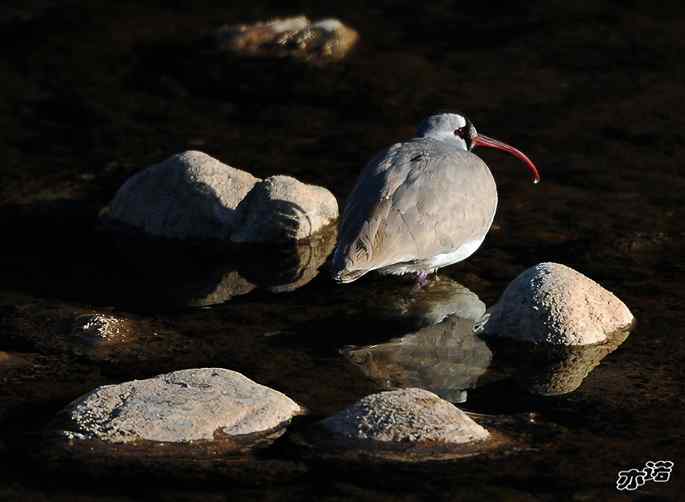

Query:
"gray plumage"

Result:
[[331, 114, 498, 283]]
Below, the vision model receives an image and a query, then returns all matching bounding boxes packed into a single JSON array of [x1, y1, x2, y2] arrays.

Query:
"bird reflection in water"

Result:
[[343, 280, 632, 402]]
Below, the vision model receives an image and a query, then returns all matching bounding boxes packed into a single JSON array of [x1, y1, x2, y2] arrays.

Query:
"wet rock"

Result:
[[321, 388, 488, 445], [481, 262, 634, 345], [344, 314, 493, 403], [0, 351, 31, 370], [102, 151, 260, 240], [70, 314, 135, 346], [215, 16, 359, 63], [54, 368, 303, 445], [231, 175, 339, 243]]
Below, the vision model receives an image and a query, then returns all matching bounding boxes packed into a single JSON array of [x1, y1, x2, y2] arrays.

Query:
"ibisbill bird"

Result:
[[330, 112, 540, 284]]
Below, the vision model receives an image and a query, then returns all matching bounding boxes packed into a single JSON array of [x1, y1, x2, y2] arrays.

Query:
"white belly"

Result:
[[376, 237, 485, 276], [426, 238, 485, 268]]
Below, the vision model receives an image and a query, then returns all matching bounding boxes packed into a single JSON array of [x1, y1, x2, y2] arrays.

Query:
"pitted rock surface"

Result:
[[321, 388, 489, 444], [57, 368, 303, 444], [482, 262, 634, 345], [105, 151, 259, 240], [231, 175, 338, 243]]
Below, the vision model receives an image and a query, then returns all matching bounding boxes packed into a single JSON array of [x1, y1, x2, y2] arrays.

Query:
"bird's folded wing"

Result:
[[338, 141, 496, 271]]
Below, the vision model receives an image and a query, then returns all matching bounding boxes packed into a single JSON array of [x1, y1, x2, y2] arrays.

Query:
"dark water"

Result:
[[1, 1, 684, 500]]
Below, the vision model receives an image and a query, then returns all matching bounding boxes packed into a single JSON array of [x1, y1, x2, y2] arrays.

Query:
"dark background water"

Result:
[[0, 1, 684, 500]]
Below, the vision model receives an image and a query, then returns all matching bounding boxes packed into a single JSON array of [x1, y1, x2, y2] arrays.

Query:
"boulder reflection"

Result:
[[343, 280, 632, 401], [110, 226, 336, 308], [489, 328, 631, 396]]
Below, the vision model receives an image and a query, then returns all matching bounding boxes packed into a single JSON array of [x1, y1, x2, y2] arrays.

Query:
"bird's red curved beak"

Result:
[[472, 134, 541, 184]]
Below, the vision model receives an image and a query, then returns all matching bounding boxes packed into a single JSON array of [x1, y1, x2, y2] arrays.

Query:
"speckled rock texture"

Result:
[[104, 151, 260, 240], [56, 368, 303, 444], [70, 314, 135, 346], [321, 388, 489, 444], [482, 262, 634, 345], [231, 175, 339, 243], [215, 16, 359, 63]]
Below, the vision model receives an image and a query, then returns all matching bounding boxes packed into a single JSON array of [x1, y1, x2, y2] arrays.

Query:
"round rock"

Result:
[[103, 151, 259, 240], [321, 388, 489, 444], [55, 368, 303, 444], [482, 262, 634, 345], [231, 175, 339, 243]]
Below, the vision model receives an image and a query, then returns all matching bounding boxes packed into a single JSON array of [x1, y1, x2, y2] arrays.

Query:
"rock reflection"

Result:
[[342, 276, 631, 401], [490, 328, 631, 396], [237, 225, 337, 294], [355, 278, 486, 330], [343, 313, 493, 403], [111, 226, 336, 307]]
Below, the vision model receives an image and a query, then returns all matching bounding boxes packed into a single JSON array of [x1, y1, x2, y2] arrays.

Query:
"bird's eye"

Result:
[[454, 126, 467, 138]]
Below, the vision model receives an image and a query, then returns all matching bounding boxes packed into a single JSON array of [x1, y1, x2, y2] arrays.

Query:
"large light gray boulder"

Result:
[[482, 262, 634, 346], [104, 151, 260, 240], [56, 368, 303, 444], [231, 175, 339, 243], [321, 388, 488, 444]]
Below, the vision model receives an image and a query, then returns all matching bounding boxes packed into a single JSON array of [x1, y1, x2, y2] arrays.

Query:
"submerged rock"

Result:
[[70, 314, 135, 346], [481, 262, 634, 345], [54, 368, 303, 446], [343, 314, 493, 403], [102, 151, 260, 240], [231, 175, 338, 243], [215, 16, 359, 63], [321, 388, 488, 445]]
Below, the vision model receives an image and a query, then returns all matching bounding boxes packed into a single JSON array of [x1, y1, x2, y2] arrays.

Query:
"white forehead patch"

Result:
[[445, 113, 466, 128]]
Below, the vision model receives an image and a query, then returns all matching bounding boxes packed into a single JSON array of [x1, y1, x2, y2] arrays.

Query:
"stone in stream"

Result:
[[70, 314, 136, 346], [231, 175, 339, 243], [215, 16, 359, 63], [53, 368, 303, 447], [480, 262, 634, 346], [321, 388, 489, 445], [101, 151, 260, 240]]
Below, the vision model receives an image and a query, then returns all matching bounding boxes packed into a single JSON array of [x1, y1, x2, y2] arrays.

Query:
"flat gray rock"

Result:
[[321, 388, 489, 444], [56, 368, 303, 444], [104, 151, 259, 240], [231, 175, 339, 243], [482, 262, 634, 345]]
